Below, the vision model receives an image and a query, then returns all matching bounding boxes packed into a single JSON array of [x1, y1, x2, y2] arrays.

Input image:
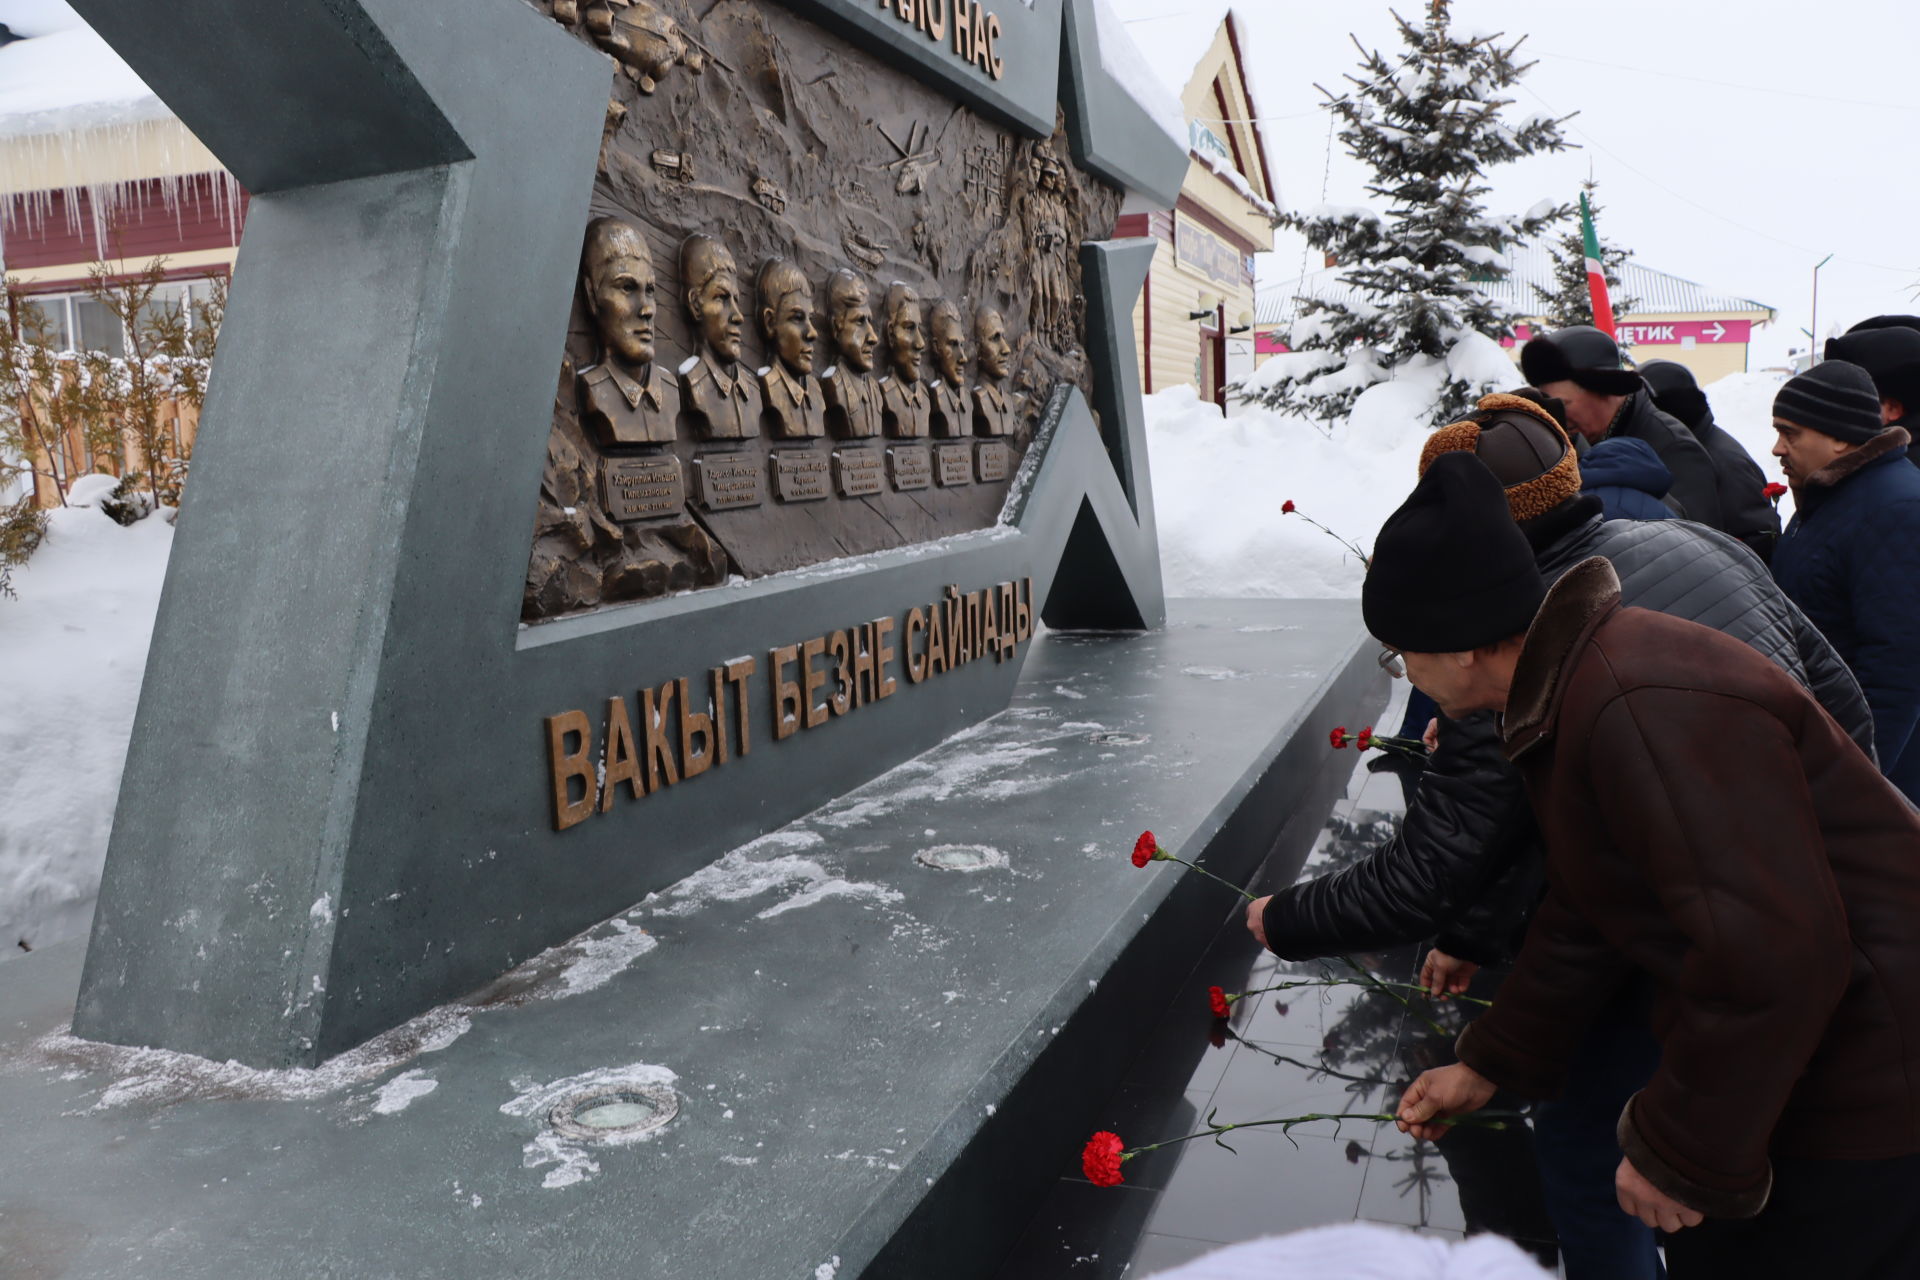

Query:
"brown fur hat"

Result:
[[1418, 392, 1582, 523]]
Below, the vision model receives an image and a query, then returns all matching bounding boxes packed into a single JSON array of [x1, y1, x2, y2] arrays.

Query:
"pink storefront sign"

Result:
[[1614, 320, 1751, 346]]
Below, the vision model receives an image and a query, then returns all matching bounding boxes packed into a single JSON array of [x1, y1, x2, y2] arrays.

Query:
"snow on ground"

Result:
[[1150, 366, 1791, 598], [0, 499, 173, 955]]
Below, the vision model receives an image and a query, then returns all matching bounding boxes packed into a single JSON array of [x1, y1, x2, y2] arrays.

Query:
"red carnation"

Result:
[[1082, 1130, 1127, 1187], [1329, 726, 1350, 749], [1356, 727, 1373, 751], [1131, 831, 1159, 868], [1282, 499, 1297, 514], [1208, 986, 1232, 1019], [1764, 482, 1788, 501]]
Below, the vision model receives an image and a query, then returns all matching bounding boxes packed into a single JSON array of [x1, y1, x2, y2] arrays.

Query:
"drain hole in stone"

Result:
[[1087, 731, 1148, 746], [914, 844, 1009, 873], [547, 1084, 679, 1141]]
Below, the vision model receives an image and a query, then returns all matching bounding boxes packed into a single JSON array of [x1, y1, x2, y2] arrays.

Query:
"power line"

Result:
[[1536, 49, 1919, 114], [1515, 80, 1916, 278]]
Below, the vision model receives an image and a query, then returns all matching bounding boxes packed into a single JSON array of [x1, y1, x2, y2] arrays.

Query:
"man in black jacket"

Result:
[[1520, 326, 1726, 530], [1824, 317, 1920, 472], [1638, 359, 1779, 562], [1245, 391, 1874, 1280]]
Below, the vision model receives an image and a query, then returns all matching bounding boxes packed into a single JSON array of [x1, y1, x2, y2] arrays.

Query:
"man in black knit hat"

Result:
[[1770, 360, 1920, 802], [1520, 325, 1725, 529], [1823, 317, 1920, 471], [1381, 452, 1920, 1279], [1247, 391, 1873, 1280], [1638, 359, 1779, 562]]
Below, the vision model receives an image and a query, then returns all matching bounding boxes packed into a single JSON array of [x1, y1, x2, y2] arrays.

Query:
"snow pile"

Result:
[[0, 0, 164, 136], [371, 1068, 439, 1116], [0, 502, 173, 955], [1148, 372, 1441, 599], [645, 829, 901, 921]]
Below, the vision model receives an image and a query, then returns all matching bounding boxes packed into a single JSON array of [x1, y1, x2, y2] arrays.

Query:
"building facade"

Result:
[[1117, 14, 1278, 410], [1, 3, 245, 505], [1257, 245, 1774, 387]]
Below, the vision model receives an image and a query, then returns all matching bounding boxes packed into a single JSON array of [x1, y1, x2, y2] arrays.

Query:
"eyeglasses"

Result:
[[1377, 647, 1405, 679]]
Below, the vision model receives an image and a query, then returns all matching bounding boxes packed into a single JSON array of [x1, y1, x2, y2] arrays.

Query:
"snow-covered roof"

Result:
[[0, 0, 169, 140], [1257, 243, 1774, 326]]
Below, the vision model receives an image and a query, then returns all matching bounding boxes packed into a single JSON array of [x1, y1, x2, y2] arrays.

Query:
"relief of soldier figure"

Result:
[[677, 233, 761, 442], [821, 268, 884, 440], [756, 256, 826, 440], [926, 297, 970, 440], [576, 215, 678, 447], [880, 282, 931, 439]]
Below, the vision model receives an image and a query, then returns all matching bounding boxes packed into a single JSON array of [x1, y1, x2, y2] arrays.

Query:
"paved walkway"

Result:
[[995, 689, 1559, 1277]]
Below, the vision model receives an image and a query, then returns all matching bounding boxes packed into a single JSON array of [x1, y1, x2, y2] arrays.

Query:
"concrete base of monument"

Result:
[[0, 600, 1383, 1280]]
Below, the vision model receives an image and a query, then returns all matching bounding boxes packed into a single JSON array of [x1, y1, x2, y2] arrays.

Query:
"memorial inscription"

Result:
[[603, 454, 686, 521], [834, 446, 885, 497], [694, 452, 764, 510], [974, 440, 1010, 482], [889, 444, 933, 490], [772, 450, 831, 503], [544, 577, 1036, 829], [935, 442, 973, 487]]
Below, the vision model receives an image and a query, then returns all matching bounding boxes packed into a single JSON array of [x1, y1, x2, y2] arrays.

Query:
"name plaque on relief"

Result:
[[888, 444, 932, 491], [693, 452, 765, 511], [974, 441, 1010, 483], [602, 454, 686, 522], [834, 446, 885, 498], [934, 443, 974, 487], [772, 450, 831, 503]]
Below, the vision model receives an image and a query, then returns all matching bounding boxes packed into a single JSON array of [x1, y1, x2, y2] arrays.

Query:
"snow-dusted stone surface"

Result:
[[0, 600, 1379, 1280]]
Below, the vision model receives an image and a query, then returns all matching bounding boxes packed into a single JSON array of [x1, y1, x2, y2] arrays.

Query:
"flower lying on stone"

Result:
[[1356, 727, 1374, 751], [1126, 831, 1253, 901], [1330, 726, 1351, 749], [1208, 985, 1232, 1019], [1081, 1107, 1515, 1187], [1081, 1130, 1126, 1186]]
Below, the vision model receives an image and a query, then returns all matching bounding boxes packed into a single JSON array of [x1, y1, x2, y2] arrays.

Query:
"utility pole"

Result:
[[1810, 253, 1834, 367]]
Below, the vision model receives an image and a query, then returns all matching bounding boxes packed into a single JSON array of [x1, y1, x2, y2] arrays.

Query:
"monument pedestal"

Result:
[[0, 601, 1380, 1279]]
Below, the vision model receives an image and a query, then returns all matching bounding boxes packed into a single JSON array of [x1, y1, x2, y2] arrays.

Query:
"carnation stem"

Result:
[[1337, 956, 1452, 1037], [1121, 1109, 1520, 1161], [1157, 853, 1256, 902], [1231, 977, 1490, 1008]]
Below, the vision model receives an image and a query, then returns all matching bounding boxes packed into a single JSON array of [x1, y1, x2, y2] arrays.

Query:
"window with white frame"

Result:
[[16, 280, 209, 356]]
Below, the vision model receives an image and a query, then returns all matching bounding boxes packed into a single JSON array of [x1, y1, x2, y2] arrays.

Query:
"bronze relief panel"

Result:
[[521, 0, 1120, 622]]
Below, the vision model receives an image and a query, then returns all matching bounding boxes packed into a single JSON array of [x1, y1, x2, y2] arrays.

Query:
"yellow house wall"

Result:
[[1135, 239, 1261, 397]]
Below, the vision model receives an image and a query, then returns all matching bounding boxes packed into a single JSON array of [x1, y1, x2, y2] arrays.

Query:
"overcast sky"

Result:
[[1110, 0, 1917, 370]]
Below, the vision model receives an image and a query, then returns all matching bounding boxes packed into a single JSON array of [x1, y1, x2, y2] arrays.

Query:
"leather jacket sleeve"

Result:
[[1262, 712, 1534, 961]]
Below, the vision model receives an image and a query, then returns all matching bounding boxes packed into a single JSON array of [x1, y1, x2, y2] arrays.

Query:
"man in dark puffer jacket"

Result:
[[1520, 326, 1725, 529], [1769, 361, 1920, 803], [1246, 391, 1875, 1280], [1638, 359, 1780, 561]]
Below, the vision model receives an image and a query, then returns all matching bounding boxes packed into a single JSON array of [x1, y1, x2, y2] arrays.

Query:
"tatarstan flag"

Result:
[[1580, 190, 1615, 338]]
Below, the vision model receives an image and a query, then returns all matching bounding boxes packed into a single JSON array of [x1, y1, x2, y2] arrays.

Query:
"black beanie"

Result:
[[1518, 325, 1644, 397], [1638, 359, 1710, 430], [1823, 324, 1920, 409], [1362, 452, 1548, 653], [1774, 361, 1885, 445]]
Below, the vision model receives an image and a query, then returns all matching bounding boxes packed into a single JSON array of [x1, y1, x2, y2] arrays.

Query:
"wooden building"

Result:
[[1, 1, 246, 504], [1116, 13, 1279, 410]]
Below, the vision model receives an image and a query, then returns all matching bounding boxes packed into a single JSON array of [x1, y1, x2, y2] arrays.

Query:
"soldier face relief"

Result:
[[682, 233, 745, 363], [886, 283, 926, 382], [929, 301, 967, 388], [583, 217, 657, 370], [975, 306, 1011, 381], [828, 270, 879, 374], [758, 260, 817, 376]]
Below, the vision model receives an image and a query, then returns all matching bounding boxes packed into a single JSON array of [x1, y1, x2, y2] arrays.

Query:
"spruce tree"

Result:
[[1533, 179, 1634, 330], [1240, 2, 1573, 426]]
